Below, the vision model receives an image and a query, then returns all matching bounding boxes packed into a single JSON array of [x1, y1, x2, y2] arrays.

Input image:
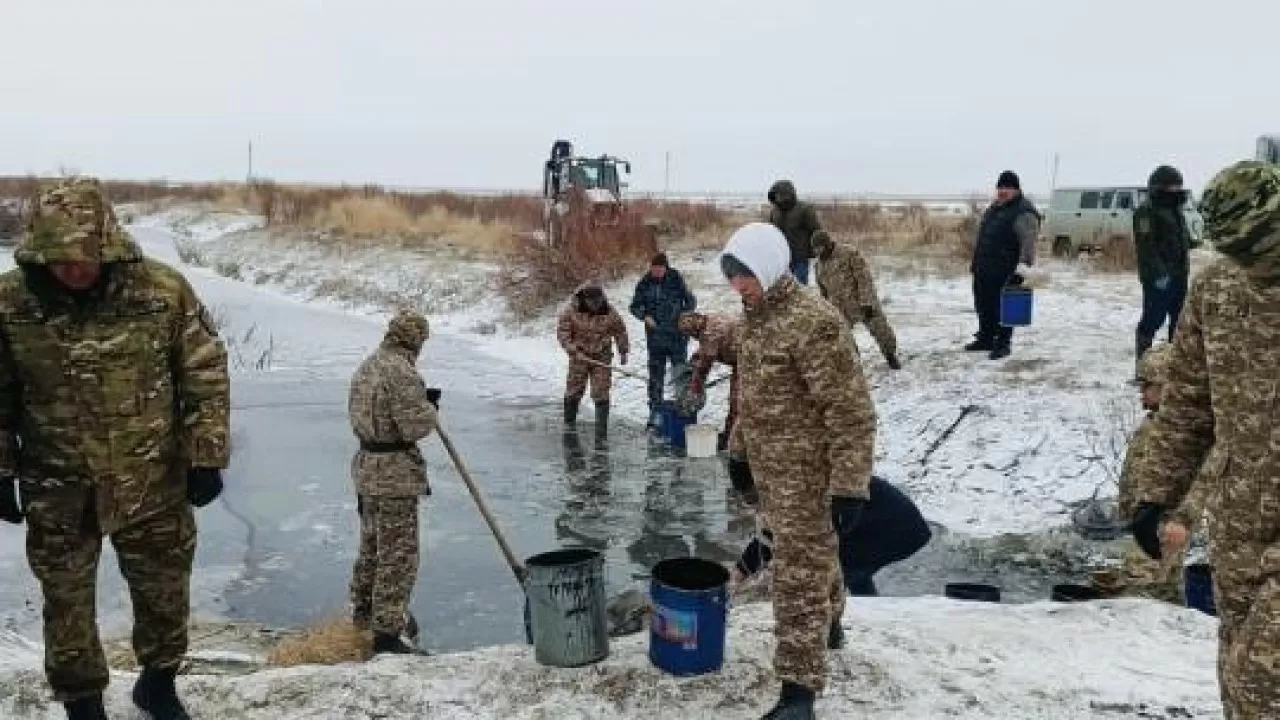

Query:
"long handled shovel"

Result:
[[580, 356, 649, 382], [436, 424, 526, 584]]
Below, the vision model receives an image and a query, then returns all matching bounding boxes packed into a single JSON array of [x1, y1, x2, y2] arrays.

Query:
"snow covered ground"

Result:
[[137, 207, 1187, 537], [0, 599, 1221, 719]]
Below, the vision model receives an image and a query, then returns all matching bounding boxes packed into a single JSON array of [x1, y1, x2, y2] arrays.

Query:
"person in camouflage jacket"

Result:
[[558, 283, 629, 428], [0, 178, 229, 720], [811, 230, 900, 369], [347, 309, 438, 655], [1131, 160, 1280, 719], [720, 222, 876, 720], [677, 311, 740, 440]]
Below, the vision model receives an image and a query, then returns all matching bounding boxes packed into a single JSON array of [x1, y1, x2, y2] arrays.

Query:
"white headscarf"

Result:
[[720, 222, 792, 291]]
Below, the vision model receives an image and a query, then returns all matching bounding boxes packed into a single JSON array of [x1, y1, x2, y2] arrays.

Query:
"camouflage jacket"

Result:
[[348, 343, 438, 497], [689, 313, 740, 378], [0, 245, 230, 535], [1135, 259, 1280, 574], [1117, 414, 1155, 521], [735, 275, 876, 523], [557, 294, 629, 361], [816, 242, 880, 326], [1133, 202, 1191, 283]]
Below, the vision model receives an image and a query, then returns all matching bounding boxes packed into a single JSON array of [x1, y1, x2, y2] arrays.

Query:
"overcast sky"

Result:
[[4, 1, 1276, 195]]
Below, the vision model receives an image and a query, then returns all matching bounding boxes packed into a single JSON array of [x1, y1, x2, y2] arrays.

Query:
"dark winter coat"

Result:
[[629, 269, 696, 351], [971, 196, 1040, 278], [768, 180, 823, 264], [1133, 201, 1191, 284]]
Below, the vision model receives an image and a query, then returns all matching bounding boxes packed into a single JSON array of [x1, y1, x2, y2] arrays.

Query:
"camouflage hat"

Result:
[[1200, 160, 1280, 266], [385, 309, 430, 352], [15, 177, 138, 266], [1138, 344, 1172, 385], [676, 312, 706, 337], [811, 229, 835, 256]]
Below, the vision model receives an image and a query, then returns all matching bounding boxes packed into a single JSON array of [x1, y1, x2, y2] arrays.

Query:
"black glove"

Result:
[[832, 496, 867, 536], [356, 495, 364, 516], [426, 388, 441, 409], [1131, 503, 1165, 560], [727, 458, 758, 505], [187, 468, 224, 508], [1008, 273, 1025, 287], [0, 476, 22, 525], [736, 530, 775, 577], [860, 305, 876, 323]]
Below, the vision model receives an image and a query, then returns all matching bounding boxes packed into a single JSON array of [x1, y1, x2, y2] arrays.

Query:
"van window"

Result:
[[1098, 191, 1115, 209], [1116, 192, 1134, 210], [1080, 191, 1100, 209]]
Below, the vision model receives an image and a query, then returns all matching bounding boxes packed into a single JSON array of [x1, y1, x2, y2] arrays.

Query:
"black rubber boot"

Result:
[[964, 337, 993, 352], [988, 343, 1011, 360], [373, 632, 428, 656], [827, 621, 846, 650], [761, 682, 817, 719], [63, 695, 108, 720], [885, 352, 902, 370], [132, 666, 191, 720], [594, 401, 609, 431], [564, 397, 579, 424]]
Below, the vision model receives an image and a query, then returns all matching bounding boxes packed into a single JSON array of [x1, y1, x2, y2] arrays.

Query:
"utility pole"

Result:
[[663, 151, 671, 196], [1049, 152, 1060, 193], [247, 140, 254, 183]]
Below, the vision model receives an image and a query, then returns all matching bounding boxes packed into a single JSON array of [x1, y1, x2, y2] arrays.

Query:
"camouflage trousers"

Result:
[[858, 306, 898, 362], [772, 527, 845, 693], [350, 495, 420, 636], [1215, 567, 1280, 718], [565, 357, 612, 403], [23, 487, 195, 702]]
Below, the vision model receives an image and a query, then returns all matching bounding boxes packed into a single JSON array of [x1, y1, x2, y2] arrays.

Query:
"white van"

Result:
[[1043, 186, 1204, 257]]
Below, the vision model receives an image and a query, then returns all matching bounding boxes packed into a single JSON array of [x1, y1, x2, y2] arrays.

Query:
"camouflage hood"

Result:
[[573, 282, 610, 314], [15, 177, 142, 266], [383, 309, 430, 355], [1201, 160, 1280, 277]]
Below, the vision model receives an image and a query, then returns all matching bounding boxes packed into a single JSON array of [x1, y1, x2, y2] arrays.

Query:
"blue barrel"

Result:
[[649, 557, 729, 676], [658, 402, 697, 449], [524, 548, 610, 667], [1000, 287, 1034, 327], [1184, 564, 1217, 616]]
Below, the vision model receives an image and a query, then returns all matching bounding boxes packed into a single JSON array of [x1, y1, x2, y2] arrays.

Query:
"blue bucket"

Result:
[[657, 402, 697, 449], [1000, 287, 1034, 327], [1184, 564, 1217, 616], [649, 557, 729, 676]]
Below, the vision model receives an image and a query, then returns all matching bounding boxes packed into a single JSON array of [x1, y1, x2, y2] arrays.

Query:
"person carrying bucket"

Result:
[[730, 469, 932, 597], [720, 222, 876, 720], [348, 309, 440, 655], [677, 311, 741, 448], [965, 170, 1039, 360], [810, 230, 901, 370], [557, 282, 630, 430]]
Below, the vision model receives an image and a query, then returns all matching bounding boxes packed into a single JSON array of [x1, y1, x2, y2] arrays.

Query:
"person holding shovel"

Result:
[[557, 282, 630, 430], [348, 309, 439, 655], [720, 222, 876, 720]]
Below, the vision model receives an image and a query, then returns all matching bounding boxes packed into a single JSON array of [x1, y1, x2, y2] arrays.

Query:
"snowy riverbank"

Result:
[[0, 599, 1222, 719]]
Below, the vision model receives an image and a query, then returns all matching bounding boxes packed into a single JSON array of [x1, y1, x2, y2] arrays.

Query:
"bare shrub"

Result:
[[266, 618, 372, 667], [1094, 233, 1138, 273]]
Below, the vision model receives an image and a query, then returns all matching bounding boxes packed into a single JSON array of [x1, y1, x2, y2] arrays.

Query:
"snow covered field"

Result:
[[137, 207, 1182, 537], [0, 599, 1221, 719]]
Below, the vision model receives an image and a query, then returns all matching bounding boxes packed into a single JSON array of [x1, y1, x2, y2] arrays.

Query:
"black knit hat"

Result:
[[1148, 165, 1184, 189], [650, 252, 669, 267], [997, 171, 1021, 190]]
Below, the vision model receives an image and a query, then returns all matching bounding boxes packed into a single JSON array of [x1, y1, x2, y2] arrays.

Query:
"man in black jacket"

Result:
[[629, 253, 696, 423], [967, 170, 1039, 360], [1132, 165, 1192, 375]]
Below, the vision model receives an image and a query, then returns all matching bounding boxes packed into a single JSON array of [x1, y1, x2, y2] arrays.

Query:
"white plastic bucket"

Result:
[[684, 424, 718, 458]]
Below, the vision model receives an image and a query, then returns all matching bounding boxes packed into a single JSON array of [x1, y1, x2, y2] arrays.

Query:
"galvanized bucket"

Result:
[[524, 548, 609, 667]]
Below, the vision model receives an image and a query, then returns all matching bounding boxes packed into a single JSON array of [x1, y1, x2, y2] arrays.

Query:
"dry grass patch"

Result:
[[266, 617, 372, 667]]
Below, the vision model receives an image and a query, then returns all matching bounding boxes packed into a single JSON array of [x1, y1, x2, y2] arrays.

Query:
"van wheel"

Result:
[[1052, 237, 1074, 258]]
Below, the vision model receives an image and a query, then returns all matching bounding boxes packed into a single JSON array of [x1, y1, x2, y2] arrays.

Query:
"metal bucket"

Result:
[[524, 548, 609, 667]]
